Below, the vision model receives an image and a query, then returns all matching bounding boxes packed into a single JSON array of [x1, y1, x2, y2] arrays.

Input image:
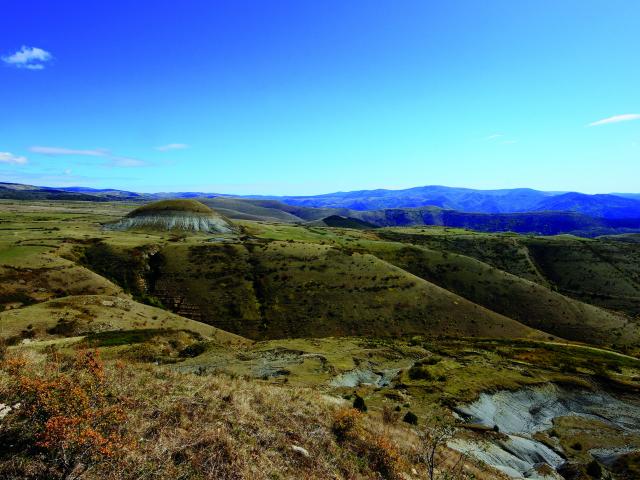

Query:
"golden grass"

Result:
[[0, 349, 483, 480]]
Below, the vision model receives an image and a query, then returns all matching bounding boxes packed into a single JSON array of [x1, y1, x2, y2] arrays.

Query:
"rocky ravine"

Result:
[[451, 383, 640, 479]]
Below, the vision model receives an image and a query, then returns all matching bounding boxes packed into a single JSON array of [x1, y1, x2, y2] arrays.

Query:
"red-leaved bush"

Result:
[[0, 350, 130, 479]]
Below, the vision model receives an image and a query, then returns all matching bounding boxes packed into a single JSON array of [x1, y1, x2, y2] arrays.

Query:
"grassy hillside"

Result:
[[380, 229, 640, 318], [0, 294, 247, 348], [136, 241, 544, 340], [3, 199, 639, 349], [2, 200, 640, 479], [364, 242, 638, 346], [315, 215, 379, 229], [129, 199, 215, 215]]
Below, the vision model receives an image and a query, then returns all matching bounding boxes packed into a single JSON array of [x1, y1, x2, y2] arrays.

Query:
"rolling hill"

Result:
[[79, 239, 546, 341], [203, 198, 640, 236], [531, 192, 640, 219]]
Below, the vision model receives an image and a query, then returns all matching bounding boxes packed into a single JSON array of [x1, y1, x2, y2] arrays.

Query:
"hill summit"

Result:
[[105, 199, 235, 233]]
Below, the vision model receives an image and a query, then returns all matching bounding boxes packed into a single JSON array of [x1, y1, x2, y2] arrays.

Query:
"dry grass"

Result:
[[0, 350, 424, 479], [0, 349, 505, 480]]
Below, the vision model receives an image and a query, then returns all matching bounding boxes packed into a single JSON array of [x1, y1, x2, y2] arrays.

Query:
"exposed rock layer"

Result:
[[104, 199, 235, 233]]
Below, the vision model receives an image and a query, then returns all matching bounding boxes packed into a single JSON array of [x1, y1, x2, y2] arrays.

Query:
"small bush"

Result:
[[586, 459, 602, 478], [365, 435, 401, 479], [47, 319, 78, 336], [417, 356, 441, 366], [332, 408, 361, 441], [408, 366, 433, 381], [353, 394, 367, 412], [382, 405, 400, 424], [179, 341, 207, 358], [0, 350, 130, 478], [403, 411, 418, 425]]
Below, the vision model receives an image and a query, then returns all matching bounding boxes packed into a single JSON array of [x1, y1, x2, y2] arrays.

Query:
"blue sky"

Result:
[[1, 1, 639, 195]]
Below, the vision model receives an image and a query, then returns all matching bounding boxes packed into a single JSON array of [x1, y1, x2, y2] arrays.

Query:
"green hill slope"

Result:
[[0, 294, 248, 347], [380, 229, 640, 317], [363, 242, 638, 346], [122, 241, 546, 341]]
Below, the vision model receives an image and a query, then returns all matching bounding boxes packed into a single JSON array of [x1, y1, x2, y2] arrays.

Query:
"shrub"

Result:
[[332, 408, 362, 441], [47, 319, 78, 336], [179, 341, 207, 358], [403, 411, 418, 425], [0, 350, 130, 478], [353, 394, 367, 412], [332, 407, 401, 479], [365, 435, 401, 480], [586, 459, 602, 478], [382, 405, 400, 424], [408, 366, 433, 381], [417, 414, 458, 480]]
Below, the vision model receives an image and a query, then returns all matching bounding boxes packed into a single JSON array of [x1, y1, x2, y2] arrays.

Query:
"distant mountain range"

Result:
[[261, 186, 640, 219], [3, 181, 640, 236]]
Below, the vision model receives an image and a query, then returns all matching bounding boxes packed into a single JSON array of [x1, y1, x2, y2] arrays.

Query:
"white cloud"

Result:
[[0, 152, 28, 165], [155, 143, 189, 151], [108, 156, 145, 167], [485, 133, 504, 140], [29, 145, 146, 168], [30, 146, 107, 156], [588, 114, 640, 127], [485, 133, 517, 144], [2, 46, 52, 70]]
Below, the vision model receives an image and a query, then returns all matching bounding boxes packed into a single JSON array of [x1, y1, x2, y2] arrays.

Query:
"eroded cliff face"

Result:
[[452, 383, 640, 479], [105, 212, 234, 233]]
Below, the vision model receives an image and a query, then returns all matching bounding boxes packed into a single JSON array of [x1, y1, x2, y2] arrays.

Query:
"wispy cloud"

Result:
[[108, 156, 146, 167], [0, 152, 29, 165], [485, 133, 517, 144], [0, 152, 28, 165], [29, 145, 146, 168], [2, 46, 52, 70], [30, 146, 107, 156], [588, 113, 640, 127], [155, 143, 189, 151], [485, 133, 504, 140]]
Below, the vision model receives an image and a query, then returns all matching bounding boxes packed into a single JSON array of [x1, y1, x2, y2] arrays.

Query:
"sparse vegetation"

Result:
[[1, 199, 639, 478]]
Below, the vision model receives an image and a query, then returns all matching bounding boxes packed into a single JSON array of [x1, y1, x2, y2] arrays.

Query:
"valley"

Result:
[[1, 198, 639, 479]]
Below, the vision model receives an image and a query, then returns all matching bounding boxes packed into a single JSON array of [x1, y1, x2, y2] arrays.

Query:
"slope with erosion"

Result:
[[172, 335, 640, 478], [0, 294, 247, 349], [0, 253, 122, 310], [380, 229, 640, 318], [104, 199, 236, 233], [130, 240, 546, 341], [361, 241, 638, 347], [525, 237, 640, 317]]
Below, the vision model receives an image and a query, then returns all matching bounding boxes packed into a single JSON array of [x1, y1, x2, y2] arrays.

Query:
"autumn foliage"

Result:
[[331, 407, 402, 479], [0, 350, 130, 479]]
